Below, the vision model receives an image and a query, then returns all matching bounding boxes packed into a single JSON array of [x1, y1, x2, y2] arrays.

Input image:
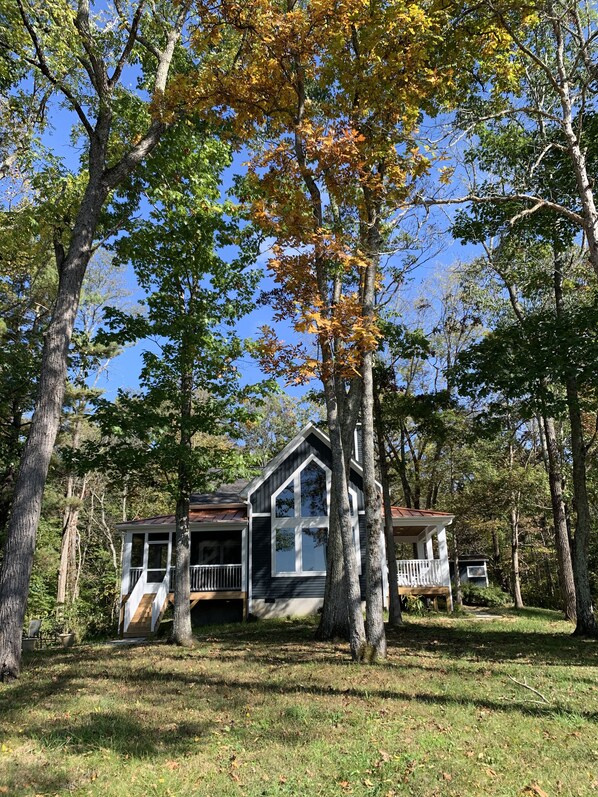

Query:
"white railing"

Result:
[[124, 568, 147, 633], [397, 559, 447, 587], [168, 564, 242, 592], [151, 572, 169, 632], [129, 567, 143, 590]]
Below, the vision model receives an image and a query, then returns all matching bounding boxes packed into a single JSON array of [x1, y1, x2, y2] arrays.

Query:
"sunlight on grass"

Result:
[[0, 609, 596, 796]]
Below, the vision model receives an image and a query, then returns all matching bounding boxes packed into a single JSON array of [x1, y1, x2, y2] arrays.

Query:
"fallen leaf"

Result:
[[165, 760, 180, 771], [522, 785, 549, 797], [442, 772, 452, 781]]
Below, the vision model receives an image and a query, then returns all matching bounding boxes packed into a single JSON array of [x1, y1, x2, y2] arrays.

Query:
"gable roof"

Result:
[[242, 421, 370, 498], [190, 478, 250, 507]]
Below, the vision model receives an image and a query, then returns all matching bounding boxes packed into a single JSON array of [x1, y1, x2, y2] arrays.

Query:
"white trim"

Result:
[[117, 522, 247, 533], [466, 563, 488, 581], [271, 454, 331, 577], [251, 512, 271, 517], [244, 422, 374, 499], [391, 516, 454, 528], [248, 500, 253, 614]]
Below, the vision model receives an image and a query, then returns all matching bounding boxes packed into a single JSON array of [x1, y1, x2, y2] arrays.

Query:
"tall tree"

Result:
[[87, 126, 263, 645], [182, 0, 517, 660], [0, 0, 193, 679]]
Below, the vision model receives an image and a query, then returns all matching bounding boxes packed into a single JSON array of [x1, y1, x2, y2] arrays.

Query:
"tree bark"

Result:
[[374, 389, 402, 628], [322, 373, 366, 660], [452, 528, 463, 608], [552, 248, 596, 636], [362, 350, 387, 660], [510, 504, 524, 609], [315, 490, 350, 640], [0, 171, 108, 681], [541, 414, 577, 622], [173, 494, 194, 647]]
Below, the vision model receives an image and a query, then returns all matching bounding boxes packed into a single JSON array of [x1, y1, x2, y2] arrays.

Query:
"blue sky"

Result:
[[37, 94, 481, 405]]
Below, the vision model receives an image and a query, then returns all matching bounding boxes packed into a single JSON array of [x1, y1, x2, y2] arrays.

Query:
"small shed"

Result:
[[449, 555, 489, 588]]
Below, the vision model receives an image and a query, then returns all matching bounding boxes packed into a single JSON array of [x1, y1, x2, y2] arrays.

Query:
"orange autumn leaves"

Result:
[[169, 0, 526, 385]]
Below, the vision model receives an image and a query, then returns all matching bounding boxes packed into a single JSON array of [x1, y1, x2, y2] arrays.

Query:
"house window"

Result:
[[467, 564, 487, 579], [272, 456, 359, 576]]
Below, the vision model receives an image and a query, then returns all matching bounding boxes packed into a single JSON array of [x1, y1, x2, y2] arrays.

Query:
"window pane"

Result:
[[300, 461, 327, 517], [302, 527, 327, 572], [148, 543, 168, 570], [148, 532, 169, 542], [199, 542, 220, 565], [131, 534, 145, 567], [275, 528, 296, 572], [275, 483, 295, 517]]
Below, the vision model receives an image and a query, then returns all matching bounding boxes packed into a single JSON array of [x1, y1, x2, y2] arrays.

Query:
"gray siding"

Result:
[[250, 432, 367, 602]]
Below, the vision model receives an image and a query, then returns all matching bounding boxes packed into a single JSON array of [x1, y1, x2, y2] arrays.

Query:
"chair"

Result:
[[22, 618, 43, 650]]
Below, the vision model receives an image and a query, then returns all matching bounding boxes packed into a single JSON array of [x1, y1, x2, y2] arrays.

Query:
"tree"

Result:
[[0, 0, 193, 679], [181, 0, 517, 660], [86, 126, 263, 645]]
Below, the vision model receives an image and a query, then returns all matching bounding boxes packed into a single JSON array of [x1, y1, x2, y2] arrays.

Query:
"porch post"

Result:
[[167, 531, 173, 591], [416, 540, 426, 560], [425, 530, 434, 561], [241, 525, 247, 593], [436, 525, 453, 612], [122, 532, 133, 593]]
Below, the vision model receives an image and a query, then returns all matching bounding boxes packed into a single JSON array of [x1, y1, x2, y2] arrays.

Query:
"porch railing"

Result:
[[168, 564, 242, 592], [129, 567, 143, 590], [397, 559, 447, 588]]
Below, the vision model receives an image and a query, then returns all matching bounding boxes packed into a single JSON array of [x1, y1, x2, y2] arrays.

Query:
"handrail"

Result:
[[168, 564, 242, 592], [397, 559, 447, 587], [123, 568, 147, 633], [151, 572, 169, 632]]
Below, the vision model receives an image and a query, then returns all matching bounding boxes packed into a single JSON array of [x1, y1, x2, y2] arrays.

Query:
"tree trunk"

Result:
[[541, 414, 577, 622], [315, 490, 350, 640], [565, 374, 597, 636], [322, 373, 366, 661], [173, 494, 194, 646], [362, 350, 387, 661], [510, 504, 524, 609], [552, 247, 596, 636], [452, 528, 463, 607], [0, 173, 108, 681], [172, 335, 194, 646], [373, 385, 402, 627]]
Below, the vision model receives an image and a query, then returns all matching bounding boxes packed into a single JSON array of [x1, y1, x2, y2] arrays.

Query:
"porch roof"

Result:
[[391, 505, 454, 538], [118, 506, 247, 529]]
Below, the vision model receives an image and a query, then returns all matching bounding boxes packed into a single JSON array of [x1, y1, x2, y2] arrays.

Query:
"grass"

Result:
[[0, 607, 597, 797]]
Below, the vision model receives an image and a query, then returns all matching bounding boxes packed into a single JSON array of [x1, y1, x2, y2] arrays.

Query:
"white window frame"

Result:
[[271, 454, 361, 577], [466, 563, 487, 579]]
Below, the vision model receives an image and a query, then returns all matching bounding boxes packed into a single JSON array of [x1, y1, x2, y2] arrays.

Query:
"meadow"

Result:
[[1, 608, 596, 797]]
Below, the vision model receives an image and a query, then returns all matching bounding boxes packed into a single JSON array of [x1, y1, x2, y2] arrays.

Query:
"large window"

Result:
[[272, 456, 360, 576]]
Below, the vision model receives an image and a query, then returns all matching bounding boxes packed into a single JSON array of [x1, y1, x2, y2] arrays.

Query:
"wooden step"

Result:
[[123, 594, 155, 637]]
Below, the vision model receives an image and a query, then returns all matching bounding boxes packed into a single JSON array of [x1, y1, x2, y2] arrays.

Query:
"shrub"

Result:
[[461, 583, 511, 607]]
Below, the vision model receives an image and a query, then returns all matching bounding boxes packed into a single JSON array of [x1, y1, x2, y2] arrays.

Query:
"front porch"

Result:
[[118, 518, 248, 636], [391, 507, 454, 611]]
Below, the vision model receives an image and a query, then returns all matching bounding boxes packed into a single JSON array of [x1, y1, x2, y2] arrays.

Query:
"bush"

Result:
[[461, 583, 511, 607]]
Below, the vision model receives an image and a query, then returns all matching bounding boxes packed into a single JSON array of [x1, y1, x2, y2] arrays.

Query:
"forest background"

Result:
[[0, 0, 596, 659]]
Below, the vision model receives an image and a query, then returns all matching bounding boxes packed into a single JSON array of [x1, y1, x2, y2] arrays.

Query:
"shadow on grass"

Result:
[[1, 759, 72, 797]]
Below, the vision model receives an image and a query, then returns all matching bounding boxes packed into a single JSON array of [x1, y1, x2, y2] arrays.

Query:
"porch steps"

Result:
[[124, 594, 154, 638]]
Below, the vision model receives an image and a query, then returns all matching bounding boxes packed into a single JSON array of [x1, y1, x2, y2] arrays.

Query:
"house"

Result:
[[117, 423, 454, 636]]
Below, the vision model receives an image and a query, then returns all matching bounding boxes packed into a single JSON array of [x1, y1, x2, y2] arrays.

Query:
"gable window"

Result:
[[272, 456, 359, 576]]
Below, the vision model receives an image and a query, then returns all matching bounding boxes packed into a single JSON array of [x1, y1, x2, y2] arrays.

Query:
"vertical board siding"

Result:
[[250, 432, 367, 601]]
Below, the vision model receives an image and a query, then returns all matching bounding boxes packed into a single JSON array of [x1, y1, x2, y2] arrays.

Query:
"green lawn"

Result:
[[1, 608, 596, 797]]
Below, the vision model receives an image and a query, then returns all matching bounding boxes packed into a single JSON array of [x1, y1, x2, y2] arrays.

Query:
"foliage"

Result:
[[460, 583, 512, 608]]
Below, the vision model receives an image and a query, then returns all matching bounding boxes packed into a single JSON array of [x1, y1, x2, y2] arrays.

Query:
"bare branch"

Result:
[[109, 0, 148, 89], [12, 0, 95, 138]]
